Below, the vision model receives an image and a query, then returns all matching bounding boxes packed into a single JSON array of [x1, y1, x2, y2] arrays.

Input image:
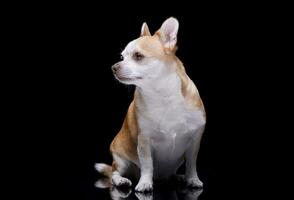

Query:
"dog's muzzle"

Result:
[[111, 63, 120, 74]]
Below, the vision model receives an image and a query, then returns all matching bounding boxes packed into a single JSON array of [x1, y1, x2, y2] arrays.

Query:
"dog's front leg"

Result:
[[135, 134, 153, 192]]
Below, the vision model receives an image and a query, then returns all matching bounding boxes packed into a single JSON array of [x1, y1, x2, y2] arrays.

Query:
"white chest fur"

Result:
[[135, 73, 205, 176]]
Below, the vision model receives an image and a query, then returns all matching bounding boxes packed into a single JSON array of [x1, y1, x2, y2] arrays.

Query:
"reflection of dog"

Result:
[[95, 178, 203, 200], [95, 17, 206, 192]]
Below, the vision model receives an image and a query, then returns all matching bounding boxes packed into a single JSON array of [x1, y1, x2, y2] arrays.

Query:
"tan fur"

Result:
[[137, 36, 164, 58], [174, 57, 206, 117], [110, 101, 139, 164]]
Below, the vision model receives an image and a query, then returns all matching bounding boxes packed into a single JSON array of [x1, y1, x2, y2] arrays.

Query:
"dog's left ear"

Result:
[[140, 22, 151, 37], [156, 17, 179, 51]]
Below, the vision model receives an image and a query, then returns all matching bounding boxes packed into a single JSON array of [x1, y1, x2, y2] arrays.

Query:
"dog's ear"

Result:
[[156, 17, 179, 51], [140, 22, 151, 37]]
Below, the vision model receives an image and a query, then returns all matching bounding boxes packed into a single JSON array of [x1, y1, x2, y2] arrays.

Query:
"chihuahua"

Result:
[[95, 17, 206, 192]]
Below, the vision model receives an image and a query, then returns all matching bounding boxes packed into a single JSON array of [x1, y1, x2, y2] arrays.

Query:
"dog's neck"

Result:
[[134, 70, 183, 109]]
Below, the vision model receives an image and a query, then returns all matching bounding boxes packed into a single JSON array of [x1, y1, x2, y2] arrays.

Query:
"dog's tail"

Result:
[[94, 163, 112, 177]]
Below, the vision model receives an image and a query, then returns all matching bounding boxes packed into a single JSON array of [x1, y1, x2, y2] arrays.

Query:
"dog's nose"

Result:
[[112, 63, 120, 73]]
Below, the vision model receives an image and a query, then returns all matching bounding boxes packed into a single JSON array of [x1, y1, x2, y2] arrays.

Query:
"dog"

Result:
[[95, 17, 206, 193]]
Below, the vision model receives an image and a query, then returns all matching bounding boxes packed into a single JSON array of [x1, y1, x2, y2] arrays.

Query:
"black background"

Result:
[[15, 3, 277, 199]]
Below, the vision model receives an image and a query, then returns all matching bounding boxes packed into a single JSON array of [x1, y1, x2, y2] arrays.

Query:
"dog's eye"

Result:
[[133, 52, 144, 61]]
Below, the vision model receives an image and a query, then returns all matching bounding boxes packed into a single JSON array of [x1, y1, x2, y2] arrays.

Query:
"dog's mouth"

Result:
[[115, 75, 142, 82]]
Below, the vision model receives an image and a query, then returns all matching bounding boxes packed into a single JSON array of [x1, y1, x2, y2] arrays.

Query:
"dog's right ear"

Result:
[[140, 22, 151, 37]]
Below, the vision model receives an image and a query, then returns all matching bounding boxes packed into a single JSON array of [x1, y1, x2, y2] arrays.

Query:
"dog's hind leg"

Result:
[[111, 154, 133, 187], [185, 126, 205, 188]]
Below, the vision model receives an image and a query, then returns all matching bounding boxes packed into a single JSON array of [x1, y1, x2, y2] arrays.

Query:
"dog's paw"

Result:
[[110, 186, 132, 199], [111, 175, 132, 187], [135, 192, 153, 200], [186, 177, 203, 188], [135, 180, 153, 192]]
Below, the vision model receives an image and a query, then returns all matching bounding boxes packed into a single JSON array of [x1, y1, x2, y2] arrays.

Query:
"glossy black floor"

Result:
[[60, 157, 236, 200], [75, 176, 206, 200], [61, 160, 215, 200]]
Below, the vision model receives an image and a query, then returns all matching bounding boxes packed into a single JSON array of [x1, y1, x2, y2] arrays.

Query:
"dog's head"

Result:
[[112, 17, 180, 86]]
